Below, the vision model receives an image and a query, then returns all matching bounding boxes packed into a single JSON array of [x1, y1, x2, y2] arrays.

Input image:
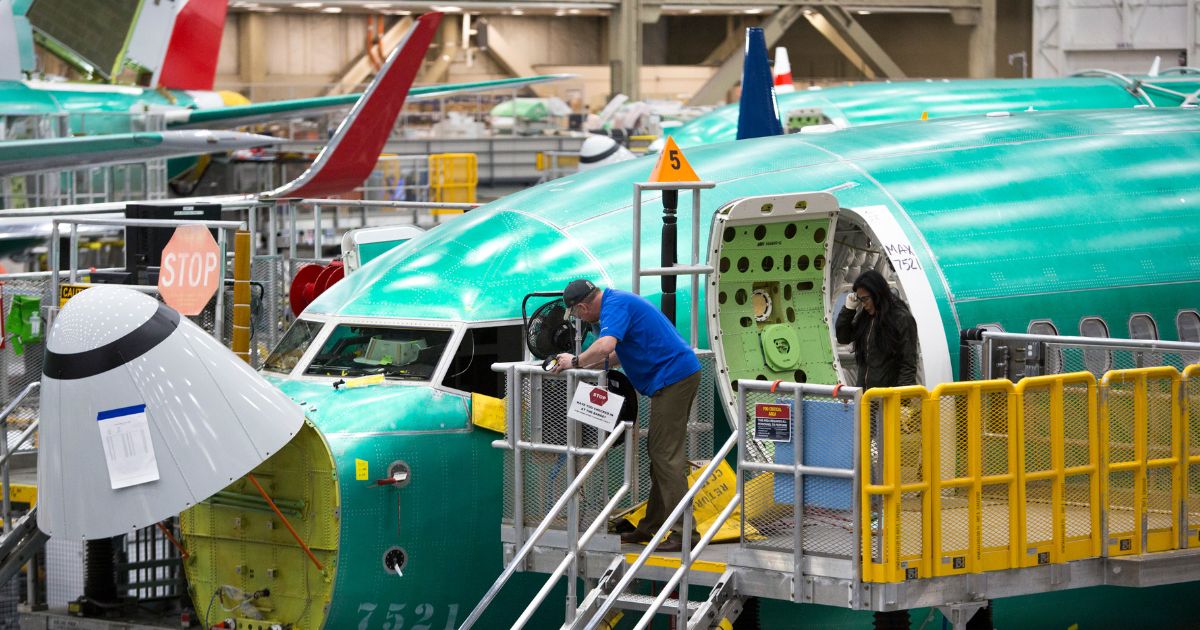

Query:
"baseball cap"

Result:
[[562, 279, 597, 308]]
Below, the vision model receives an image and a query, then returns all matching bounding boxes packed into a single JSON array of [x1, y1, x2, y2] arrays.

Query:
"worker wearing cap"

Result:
[[552, 279, 701, 551]]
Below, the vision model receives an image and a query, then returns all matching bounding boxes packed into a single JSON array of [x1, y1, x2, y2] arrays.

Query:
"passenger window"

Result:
[[1179, 311, 1200, 343], [1027, 320, 1061, 374], [1178, 311, 1200, 366], [1079, 317, 1110, 376], [1128, 314, 1160, 367], [1129, 314, 1157, 340]]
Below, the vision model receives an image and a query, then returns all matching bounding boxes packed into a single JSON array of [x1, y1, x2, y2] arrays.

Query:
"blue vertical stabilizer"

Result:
[[736, 27, 784, 140]]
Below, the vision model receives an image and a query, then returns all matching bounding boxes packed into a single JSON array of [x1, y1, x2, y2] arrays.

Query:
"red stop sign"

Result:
[[158, 225, 221, 315]]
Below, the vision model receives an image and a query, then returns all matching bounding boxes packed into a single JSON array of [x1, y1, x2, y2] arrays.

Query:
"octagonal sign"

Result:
[[158, 225, 221, 315]]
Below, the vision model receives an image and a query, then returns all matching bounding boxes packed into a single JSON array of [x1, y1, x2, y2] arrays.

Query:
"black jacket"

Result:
[[835, 303, 918, 389]]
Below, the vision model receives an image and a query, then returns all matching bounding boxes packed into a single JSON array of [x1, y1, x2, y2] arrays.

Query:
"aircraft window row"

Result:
[[1022, 312, 1200, 344]]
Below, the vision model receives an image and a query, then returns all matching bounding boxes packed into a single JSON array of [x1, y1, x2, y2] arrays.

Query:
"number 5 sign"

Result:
[[648, 136, 700, 183], [158, 224, 222, 315]]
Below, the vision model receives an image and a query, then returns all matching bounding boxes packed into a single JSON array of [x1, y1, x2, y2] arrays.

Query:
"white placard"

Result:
[[96, 404, 160, 490], [567, 384, 625, 433]]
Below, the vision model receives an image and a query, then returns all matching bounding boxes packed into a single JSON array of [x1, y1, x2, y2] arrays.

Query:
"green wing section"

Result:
[[0, 130, 277, 177], [173, 74, 574, 129]]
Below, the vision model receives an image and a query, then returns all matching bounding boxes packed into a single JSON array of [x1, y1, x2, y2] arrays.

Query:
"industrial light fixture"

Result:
[[742, 7, 762, 14], [688, 8, 701, 13], [857, 9, 871, 15], [568, 8, 580, 13], [321, 6, 343, 11], [293, 1, 321, 7], [510, 7, 524, 14], [364, 2, 392, 7], [431, 4, 463, 11]]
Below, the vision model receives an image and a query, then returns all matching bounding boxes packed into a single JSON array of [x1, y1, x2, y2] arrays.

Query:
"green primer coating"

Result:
[[670, 77, 1200, 148], [716, 218, 837, 386], [285, 109, 1200, 628]]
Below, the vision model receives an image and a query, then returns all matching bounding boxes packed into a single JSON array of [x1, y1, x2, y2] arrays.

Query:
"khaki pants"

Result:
[[636, 371, 701, 537]]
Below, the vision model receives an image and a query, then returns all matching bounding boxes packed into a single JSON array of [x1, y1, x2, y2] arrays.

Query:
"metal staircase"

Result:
[[0, 507, 46, 585]]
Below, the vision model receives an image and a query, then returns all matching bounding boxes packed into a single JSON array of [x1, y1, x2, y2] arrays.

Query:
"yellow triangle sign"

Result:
[[649, 136, 700, 183]]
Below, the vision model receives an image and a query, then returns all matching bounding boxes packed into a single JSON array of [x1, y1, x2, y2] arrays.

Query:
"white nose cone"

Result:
[[38, 286, 304, 539], [578, 135, 635, 171]]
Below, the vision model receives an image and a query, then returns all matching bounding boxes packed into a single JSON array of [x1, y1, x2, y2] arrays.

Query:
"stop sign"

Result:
[[158, 225, 221, 315]]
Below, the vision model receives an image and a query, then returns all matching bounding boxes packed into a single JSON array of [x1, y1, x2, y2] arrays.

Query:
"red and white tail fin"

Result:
[[772, 46, 794, 94], [266, 12, 442, 199], [156, 0, 229, 90]]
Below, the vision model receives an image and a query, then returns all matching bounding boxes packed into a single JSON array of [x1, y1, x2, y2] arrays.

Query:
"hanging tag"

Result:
[[567, 383, 624, 433]]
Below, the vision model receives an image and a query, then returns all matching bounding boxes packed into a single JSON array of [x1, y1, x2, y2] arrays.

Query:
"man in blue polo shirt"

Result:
[[552, 279, 701, 551]]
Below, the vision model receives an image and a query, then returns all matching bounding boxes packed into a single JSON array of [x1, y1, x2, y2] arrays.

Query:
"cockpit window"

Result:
[[263, 319, 324, 374], [304, 325, 452, 381]]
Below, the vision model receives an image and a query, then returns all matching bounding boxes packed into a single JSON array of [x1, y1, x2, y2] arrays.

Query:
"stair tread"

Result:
[[613, 592, 702, 611]]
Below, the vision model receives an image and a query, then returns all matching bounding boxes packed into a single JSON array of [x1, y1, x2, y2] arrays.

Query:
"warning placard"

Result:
[[567, 384, 625, 433], [754, 402, 792, 442], [59, 283, 88, 307]]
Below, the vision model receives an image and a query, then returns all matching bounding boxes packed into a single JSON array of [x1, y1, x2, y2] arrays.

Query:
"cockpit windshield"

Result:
[[263, 319, 324, 374], [304, 325, 453, 381]]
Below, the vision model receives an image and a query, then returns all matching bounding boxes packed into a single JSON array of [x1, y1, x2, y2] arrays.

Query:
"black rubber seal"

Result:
[[580, 142, 621, 164], [43, 301, 180, 380]]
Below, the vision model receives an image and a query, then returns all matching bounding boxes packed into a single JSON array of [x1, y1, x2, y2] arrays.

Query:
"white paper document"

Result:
[[96, 404, 160, 490]]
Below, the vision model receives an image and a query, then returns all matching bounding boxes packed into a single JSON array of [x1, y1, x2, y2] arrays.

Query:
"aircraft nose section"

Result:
[[38, 286, 305, 539]]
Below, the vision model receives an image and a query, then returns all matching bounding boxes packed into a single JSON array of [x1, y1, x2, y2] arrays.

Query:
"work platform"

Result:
[[474, 332, 1200, 629]]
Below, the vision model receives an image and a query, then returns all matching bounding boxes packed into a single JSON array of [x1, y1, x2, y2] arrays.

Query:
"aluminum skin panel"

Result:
[[669, 77, 1197, 148]]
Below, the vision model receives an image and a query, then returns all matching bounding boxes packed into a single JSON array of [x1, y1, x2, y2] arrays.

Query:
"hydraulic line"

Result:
[[246, 474, 324, 572]]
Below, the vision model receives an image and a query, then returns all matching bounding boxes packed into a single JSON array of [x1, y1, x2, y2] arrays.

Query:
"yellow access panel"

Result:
[[181, 422, 339, 629]]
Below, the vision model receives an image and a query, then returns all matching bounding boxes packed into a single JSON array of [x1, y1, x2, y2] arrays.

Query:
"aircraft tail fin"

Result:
[[736, 27, 784, 141], [266, 12, 443, 199], [1149, 55, 1162, 77], [157, 0, 230, 90]]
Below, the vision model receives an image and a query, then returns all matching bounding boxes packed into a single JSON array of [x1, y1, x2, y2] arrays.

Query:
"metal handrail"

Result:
[[584, 430, 739, 630], [1, 382, 40, 539], [635, 481, 740, 629], [460, 365, 627, 630], [979, 330, 1200, 354], [511, 421, 635, 630]]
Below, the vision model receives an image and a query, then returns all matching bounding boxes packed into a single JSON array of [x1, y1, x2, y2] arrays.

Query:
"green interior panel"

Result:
[[181, 421, 339, 629], [716, 217, 837, 387]]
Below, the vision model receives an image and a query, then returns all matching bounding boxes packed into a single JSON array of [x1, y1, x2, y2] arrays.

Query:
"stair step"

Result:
[[612, 592, 702, 613]]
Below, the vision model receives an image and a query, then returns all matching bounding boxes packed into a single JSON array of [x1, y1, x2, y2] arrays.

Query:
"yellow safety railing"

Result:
[[1101, 367, 1182, 555], [1184, 365, 1200, 547], [860, 366, 1200, 583], [861, 386, 930, 583], [428, 153, 477, 215], [928, 379, 1020, 576], [1014, 372, 1101, 566]]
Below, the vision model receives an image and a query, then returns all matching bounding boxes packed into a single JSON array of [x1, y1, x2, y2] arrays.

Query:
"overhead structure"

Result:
[[689, 6, 804, 106], [326, 17, 414, 96], [801, 5, 907, 80]]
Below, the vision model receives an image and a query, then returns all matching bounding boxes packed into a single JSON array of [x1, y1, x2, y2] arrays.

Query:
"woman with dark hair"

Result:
[[835, 269, 919, 388]]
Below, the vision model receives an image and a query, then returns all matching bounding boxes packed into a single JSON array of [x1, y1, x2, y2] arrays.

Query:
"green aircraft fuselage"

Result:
[[669, 75, 1200, 148], [181, 108, 1200, 629]]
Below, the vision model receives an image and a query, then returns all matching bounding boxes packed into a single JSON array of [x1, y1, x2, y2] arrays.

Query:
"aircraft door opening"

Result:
[[706, 192, 839, 418]]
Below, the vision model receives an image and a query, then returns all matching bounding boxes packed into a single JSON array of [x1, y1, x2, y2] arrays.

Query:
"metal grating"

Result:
[[740, 389, 855, 559]]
